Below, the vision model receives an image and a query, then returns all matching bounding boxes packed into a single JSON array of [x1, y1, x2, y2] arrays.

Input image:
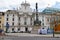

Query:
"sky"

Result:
[[0, 0, 60, 12]]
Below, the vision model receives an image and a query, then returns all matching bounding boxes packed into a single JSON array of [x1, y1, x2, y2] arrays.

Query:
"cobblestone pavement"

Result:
[[0, 33, 60, 40], [0, 36, 60, 40], [5, 33, 60, 37]]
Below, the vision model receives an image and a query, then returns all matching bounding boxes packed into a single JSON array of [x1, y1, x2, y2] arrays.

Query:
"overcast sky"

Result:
[[0, 0, 60, 11]]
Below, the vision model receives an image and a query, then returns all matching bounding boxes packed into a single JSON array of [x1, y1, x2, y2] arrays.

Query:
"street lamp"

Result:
[[51, 13, 56, 37], [53, 13, 57, 37], [53, 17, 55, 37]]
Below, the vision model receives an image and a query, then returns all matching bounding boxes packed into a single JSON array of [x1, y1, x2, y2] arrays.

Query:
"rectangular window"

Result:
[[7, 14, 9, 17], [19, 23, 20, 25], [12, 22, 14, 25], [24, 17, 26, 25], [31, 18, 32, 21], [47, 18, 49, 22], [31, 18, 32, 25], [24, 22, 26, 25], [7, 18, 8, 21], [42, 16, 44, 18], [31, 23, 32, 25], [42, 23, 44, 26], [13, 14, 14, 17], [19, 17, 20, 20], [12, 18, 14, 21], [42, 18, 44, 21], [2, 12, 4, 15], [56, 16, 58, 21]]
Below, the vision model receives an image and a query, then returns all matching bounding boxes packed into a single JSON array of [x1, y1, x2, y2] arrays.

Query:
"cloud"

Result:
[[0, 0, 60, 11]]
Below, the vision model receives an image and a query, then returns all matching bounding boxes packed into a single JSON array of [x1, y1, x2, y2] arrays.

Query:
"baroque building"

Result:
[[4, 10, 18, 32], [3, 1, 60, 33], [4, 2, 34, 32], [17, 2, 34, 32]]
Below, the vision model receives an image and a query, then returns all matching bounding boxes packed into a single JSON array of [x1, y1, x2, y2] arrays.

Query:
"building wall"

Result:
[[20, 16, 24, 25], [4, 10, 18, 27], [38, 14, 51, 28], [3, 2, 60, 32], [44, 15, 50, 28], [26, 17, 30, 25], [0, 15, 2, 29], [0, 12, 4, 30]]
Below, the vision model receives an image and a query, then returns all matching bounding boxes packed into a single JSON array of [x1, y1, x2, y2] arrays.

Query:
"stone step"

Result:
[[33, 27, 40, 30], [31, 30, 38, 34], [31, 26, 41, 34]]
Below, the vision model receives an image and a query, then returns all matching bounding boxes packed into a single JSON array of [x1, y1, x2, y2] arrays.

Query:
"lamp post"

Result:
[[53, 17, 55, 37], [53, 13, 56, 37], [51, 13, 56, 37]]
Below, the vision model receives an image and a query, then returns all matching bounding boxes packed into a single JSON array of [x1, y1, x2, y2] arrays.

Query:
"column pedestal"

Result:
[[31, 25, 41, 34]]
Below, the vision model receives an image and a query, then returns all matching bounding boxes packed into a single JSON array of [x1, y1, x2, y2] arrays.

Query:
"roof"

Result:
[[42, 7, 60, 14]]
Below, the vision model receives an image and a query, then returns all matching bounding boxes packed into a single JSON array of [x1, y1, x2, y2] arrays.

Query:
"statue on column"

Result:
[[34, 3, 41, 26]]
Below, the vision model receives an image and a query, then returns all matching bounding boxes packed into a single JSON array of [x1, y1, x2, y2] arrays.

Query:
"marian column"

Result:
[[34, 3, 41, 26], [31, 3, 41, 34]]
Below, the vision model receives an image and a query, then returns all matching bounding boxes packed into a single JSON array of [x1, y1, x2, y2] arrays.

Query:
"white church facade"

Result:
[[3, 2, 53, 33]]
